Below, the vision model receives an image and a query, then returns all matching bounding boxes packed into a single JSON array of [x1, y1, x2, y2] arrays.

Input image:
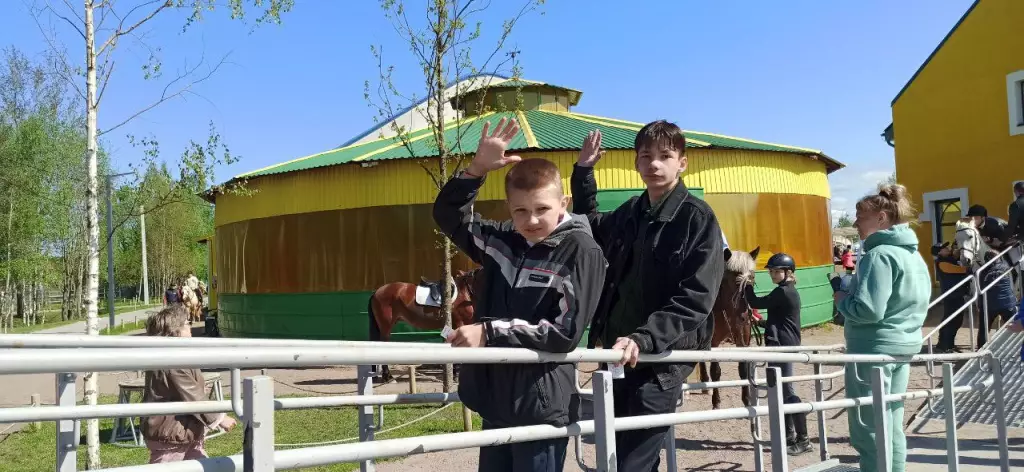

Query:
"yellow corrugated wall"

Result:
[[215, 149, 830, 227]]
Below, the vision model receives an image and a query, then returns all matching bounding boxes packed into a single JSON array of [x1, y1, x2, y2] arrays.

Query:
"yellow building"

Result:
[[205, 78, 843, 340], [886, 0, 1024, 263]]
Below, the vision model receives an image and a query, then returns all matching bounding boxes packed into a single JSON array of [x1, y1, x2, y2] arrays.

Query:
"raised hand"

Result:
[[577, 129, 604, 167], [466, 117, 522, 177]]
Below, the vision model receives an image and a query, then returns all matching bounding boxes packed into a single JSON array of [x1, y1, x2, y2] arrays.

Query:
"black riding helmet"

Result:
[[765, 253, 796, 271], [966, 205, 988, 218]]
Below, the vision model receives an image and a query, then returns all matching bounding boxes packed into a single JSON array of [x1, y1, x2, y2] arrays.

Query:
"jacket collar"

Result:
[[637, 178, 690, 223]]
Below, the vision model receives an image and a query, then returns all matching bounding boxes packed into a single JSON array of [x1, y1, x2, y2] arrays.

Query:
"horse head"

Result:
[[955, 219, 985, 268], [720, 246, 759, 322], [454, 268, 481, 302]]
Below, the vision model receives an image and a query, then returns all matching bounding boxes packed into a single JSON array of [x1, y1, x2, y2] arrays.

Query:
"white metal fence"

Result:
[[0, 243, 1020, 472]]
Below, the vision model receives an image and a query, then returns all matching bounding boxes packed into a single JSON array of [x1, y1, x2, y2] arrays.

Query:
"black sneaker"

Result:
[[787, 438, 813, 456]]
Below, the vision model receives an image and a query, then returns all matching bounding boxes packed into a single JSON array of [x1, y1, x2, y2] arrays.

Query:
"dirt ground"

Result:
[[0, 310, 1017, 471]]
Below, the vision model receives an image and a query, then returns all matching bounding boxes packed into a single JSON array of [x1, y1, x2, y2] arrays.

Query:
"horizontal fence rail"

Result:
[[0, 243, 1018, 472]]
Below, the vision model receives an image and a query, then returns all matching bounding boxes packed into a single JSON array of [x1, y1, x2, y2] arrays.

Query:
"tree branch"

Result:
[[29, 7, 86, 100], [98, 0, 170, 57], [98, 53, 227, 137], [41, 2, 86, 39]]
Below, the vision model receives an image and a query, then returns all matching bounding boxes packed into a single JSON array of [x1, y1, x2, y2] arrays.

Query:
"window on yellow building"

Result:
[[1008, 70, 1024, 136], [934, 199, 962, 245]]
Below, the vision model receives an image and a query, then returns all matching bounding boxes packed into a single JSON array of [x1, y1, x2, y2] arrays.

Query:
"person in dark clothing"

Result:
[[434, 117, 607, 472], [1008, 182, 1024, 242], [164, 284, 180, 306], [933, 242, 970, 352], [977, 249, 1019, 349], [967, 205, 1009, 248], [743, 252, 812, 455], [571, 122, 725, 471]]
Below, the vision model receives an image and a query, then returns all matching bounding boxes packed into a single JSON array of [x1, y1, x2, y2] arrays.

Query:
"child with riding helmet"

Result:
[[743, 252, 812, 455]]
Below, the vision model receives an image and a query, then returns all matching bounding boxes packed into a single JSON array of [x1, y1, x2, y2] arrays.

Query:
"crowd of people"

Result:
[[134, 120, 1022, 471]]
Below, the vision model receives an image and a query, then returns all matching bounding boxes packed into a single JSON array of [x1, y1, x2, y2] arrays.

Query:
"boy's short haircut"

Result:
[[635, 120, 687, 154], [985, 249, 1000, 261], [505, 158, 563, 195]]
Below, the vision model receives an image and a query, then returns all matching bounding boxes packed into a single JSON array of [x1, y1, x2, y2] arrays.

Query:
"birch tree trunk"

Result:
[[83, 1, 102, 467], [4, 200, 12, 333]]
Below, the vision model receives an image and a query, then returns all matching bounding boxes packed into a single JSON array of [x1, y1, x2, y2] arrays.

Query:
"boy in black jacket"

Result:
[[434, 117, 607, 472], [744, 253, 812, 455], [571, 122, 725, 471]]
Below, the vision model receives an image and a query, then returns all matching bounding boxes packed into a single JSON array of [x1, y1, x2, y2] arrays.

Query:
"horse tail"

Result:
[[367, 291, 381, 342]]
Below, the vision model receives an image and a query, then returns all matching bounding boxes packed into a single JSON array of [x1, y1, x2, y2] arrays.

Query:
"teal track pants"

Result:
[[845, 362, 911, 472]]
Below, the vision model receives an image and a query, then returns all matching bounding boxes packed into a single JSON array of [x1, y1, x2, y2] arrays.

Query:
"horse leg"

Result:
[[367, 294, 395, 383], [698, 362, 710, 395], [738, 362, 751, 407], [710, 361, 722, 409]]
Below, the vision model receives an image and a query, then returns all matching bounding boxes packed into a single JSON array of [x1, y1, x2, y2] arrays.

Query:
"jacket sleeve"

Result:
[[628, 214, 725, 354], [170, 369, 222, 426], [1007, 201, 1021, 241], [433, 172, 510, 264], [484, 246, 607, 353], [837, 252, 894, 324], [937, 261, 968, 274], [570, 164, 619, 248], [744, 284, 782, 311]]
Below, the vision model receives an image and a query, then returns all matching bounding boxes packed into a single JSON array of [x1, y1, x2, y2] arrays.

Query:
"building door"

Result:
[[934, 199, 962, 245]]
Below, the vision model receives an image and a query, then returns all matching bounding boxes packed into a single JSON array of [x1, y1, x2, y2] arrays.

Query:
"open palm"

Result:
[[577, 129, 603, 167], [470, 117, 522, 174]]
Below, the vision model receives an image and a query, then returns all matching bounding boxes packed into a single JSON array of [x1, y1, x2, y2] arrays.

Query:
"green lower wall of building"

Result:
[[218, 264, 836, 342]]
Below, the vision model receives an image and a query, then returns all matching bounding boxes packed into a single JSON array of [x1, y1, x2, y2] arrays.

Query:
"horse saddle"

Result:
[[415, 277, 458, 308]]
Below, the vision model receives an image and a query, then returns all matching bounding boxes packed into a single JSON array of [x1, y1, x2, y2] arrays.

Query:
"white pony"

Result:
[[955, 218, 989, 272]]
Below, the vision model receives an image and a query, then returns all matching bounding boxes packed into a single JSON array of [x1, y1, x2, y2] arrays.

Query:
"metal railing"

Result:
[[0, 244, 1019, 472], [921, 242, 1024, 414], [0, 338, 1012, 472]]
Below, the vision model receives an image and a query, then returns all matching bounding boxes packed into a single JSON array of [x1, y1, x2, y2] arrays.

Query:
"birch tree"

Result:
[[366, 0, 541, 394], [31, 1, 291, 467]]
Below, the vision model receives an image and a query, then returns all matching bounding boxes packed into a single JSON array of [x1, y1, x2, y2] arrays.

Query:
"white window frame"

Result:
[[1008, 70, 1024, 136], [920, 188, 969, 245]]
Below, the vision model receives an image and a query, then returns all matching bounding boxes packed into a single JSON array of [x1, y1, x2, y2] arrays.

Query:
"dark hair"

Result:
[[505, 158, 563, 195], [984, 249, 1000, 262], [1015, 181, 1024, 194], [634, 120, 686, 154], [856, 183, 916, 224]]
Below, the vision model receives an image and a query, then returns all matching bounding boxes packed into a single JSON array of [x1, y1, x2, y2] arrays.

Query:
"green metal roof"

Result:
[[237, 109, 840, 179]]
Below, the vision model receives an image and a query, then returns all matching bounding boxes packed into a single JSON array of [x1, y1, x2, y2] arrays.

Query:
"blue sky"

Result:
[[1, 0, 975, 219]]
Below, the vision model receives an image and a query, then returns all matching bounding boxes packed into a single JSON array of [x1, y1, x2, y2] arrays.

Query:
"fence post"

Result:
[[357, 365, 376, 472], [30, 393, 41, 431], [813, 359, 830, 462], [766, 367, 789, 472], [664, 423, 677, 472], [242, 376, 274, 472], [989, 357, 1010, 472], [941, 363, 960, 472], [871, 366, 892, 472], [593, 369, 617, 472], [749, 362, 765, 472], [55, 373, 77, 472]]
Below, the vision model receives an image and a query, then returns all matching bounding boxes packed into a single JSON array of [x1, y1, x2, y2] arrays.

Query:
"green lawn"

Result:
[[0, 394, 482, 471], [6, 303, 161, 334]]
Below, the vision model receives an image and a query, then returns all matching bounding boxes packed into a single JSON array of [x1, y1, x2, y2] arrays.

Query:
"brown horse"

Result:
[[699, 246, 760, 409], [368, 269, 480, 382]]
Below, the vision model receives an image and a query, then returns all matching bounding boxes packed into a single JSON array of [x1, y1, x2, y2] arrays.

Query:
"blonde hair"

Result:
[[146, 305, 189, 337], [856, 183, 916, 225]]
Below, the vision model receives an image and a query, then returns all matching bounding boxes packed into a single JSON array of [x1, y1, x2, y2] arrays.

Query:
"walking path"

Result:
[[37, 306, 159, 334]]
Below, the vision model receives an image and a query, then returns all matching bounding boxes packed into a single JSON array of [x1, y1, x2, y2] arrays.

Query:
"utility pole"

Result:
[[105, 172, 132, 330], [140, 205, 149, 305]]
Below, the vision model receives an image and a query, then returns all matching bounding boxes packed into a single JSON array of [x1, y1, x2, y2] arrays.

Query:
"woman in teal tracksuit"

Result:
[[836, 184, 931, 472]]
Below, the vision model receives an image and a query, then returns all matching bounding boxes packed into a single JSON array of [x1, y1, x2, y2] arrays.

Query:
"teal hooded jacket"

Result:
[[838, 224, 932, 355]]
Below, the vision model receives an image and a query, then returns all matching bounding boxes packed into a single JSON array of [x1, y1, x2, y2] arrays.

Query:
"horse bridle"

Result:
[[728, 276, 764, 347]]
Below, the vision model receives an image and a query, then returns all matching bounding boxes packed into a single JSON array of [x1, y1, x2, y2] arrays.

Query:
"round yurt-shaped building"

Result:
[[205, 78, 843, 341]]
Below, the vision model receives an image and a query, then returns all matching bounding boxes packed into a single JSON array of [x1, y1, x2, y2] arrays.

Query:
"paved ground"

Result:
[[35, 306, 158, 334]]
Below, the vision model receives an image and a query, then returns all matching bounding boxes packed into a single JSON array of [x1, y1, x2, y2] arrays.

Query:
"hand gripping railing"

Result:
[[0, 340, 1010, 472]]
